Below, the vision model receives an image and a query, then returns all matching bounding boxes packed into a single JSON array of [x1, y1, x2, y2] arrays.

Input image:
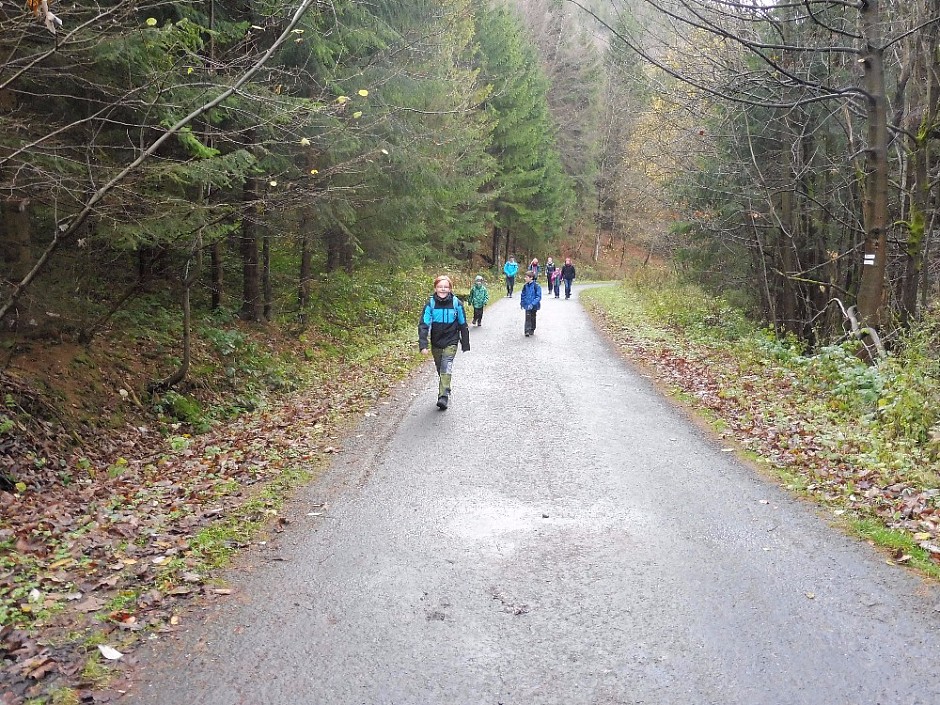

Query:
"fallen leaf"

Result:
[[74, 596, 105, 613], [97, 645, 123, 660]]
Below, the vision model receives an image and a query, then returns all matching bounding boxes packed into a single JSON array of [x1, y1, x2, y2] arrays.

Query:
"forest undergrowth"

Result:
[[582, 268, 940, 581]]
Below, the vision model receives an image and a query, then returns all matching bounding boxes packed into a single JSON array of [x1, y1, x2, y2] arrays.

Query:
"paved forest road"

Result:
[[127, 284, 940, 705]]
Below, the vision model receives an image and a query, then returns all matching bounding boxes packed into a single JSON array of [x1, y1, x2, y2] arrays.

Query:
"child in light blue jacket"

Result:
[[503, 257, 519, 297]]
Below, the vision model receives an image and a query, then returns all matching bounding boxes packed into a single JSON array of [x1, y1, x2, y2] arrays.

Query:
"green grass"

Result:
[[850, 518, 940, 579]]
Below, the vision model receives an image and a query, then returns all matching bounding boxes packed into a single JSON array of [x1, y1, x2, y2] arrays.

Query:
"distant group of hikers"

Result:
[[501, 255, 576, 301], [417, 256, 576, 410]]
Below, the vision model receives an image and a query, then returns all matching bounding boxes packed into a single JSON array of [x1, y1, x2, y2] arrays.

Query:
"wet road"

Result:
[[127, 283, 940, 705]]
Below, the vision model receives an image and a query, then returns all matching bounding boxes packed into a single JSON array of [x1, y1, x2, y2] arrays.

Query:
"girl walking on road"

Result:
[[418, 275, 470, 411], [550, 267, 562, 298]]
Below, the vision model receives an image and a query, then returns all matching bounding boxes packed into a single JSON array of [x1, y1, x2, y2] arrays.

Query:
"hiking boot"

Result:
[[436, 395, 449, 410]]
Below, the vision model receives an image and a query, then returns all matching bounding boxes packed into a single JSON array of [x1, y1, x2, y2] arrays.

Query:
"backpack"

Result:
[[427, 295, 465, 324]]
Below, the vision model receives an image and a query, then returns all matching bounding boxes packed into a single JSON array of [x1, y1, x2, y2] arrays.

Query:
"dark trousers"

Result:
[[524, 309, 537, 335], [506, 275, 515, 296], [472, 307, 483, 325], [563, 278, 573, 298], [552, 278, 560, 297]]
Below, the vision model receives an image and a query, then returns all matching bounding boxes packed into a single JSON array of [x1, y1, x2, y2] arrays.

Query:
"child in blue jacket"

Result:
[[503, 257, 519, 297], [520, 270, 542, 337], [418, 275, 470, 410]]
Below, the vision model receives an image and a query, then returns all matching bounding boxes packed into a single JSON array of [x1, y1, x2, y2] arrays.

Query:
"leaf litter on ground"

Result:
[[0, 339, 419, 704]]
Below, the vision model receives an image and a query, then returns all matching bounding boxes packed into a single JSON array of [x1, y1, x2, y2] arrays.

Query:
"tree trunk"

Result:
[[298, 220, 313, 324], [897, 12, 939, 325], [855, 0, 890, 327], [149, 257, 199, 394], [262, 230, 272, 321], [777, 190, 799, 336], [0, 199, 31, 279], [240, 175, 262, 321], [210, 241, 223, 310], [325, 227, 341, 272]]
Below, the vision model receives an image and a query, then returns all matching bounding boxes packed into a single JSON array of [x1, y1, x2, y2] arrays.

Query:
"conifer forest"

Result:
[[2, 0, 939, 348]]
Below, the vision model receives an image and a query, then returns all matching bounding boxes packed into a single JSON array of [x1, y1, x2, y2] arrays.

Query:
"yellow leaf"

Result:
[[299, 137, 311, 146], [309, 169, 318, 175], [336, 95, 348, 104], [352, 111, 362, 119], [145, 17, 157, 26], [186, 67, 194, 75], [357, 89, 369, 97]]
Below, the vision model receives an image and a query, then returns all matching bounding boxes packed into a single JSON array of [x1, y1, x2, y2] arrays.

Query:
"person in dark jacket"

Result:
[[520, 269, 542, 337], [560, 257, 576, 299], [418, 275, 470, 410], [545, 257, 556, 290]]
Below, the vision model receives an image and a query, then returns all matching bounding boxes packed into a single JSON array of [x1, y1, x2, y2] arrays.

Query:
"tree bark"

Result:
[[0, 199, 31, 279], [262, 230, 272, 321], [149, 255, 200, 394], [855, 0, 890, 327], [298, 229, 312, 324], [240, 175, 262, 321], [210, 241, 223, 310], [897, 9, 939, 325]]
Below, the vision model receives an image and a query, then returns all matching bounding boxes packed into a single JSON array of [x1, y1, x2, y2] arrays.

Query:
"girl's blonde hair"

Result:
[[433, 275, 453, 288]]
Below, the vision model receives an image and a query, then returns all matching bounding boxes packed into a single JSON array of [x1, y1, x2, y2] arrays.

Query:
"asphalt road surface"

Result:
[[126, 283, 940, 705]]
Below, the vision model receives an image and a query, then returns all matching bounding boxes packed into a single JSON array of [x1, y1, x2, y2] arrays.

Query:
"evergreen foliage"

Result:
[[0, 0, 572, 342], [475, 1, 574, 259]]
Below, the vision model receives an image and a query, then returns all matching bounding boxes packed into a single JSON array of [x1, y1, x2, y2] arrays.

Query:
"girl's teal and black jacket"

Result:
[[418, 293, 470, 352]]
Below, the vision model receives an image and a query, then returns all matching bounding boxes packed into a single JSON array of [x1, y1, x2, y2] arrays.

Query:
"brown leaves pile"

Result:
[[0, 352, 403, 703]]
